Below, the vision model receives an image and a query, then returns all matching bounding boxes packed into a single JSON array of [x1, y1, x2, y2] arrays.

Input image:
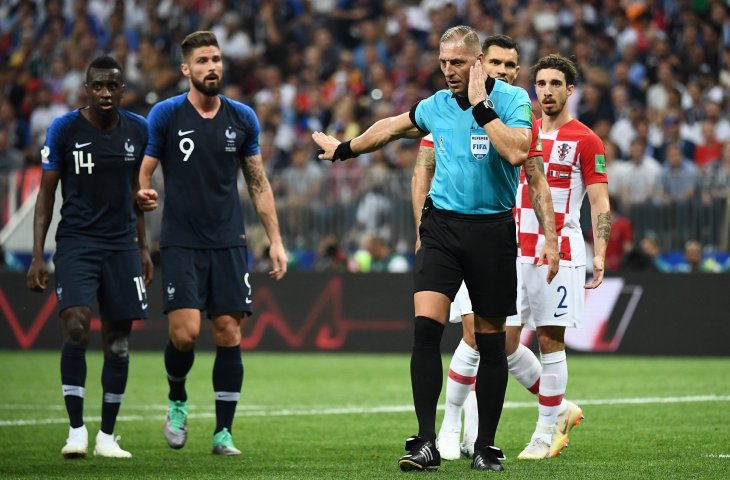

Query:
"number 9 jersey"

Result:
[[144, 93, 260, 249]]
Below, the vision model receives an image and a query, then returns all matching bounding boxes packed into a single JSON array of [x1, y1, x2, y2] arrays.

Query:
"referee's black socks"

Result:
[[411, 316, 445, 443], [474, 331, 508, 450]]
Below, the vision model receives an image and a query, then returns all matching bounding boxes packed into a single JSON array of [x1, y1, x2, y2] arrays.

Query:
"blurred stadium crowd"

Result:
[[1, 0, 730, 273]]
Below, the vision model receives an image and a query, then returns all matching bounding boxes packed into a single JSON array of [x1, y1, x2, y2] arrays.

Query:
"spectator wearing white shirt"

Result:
[[211, 12, 256, 63], [620, 137, 663, 207]]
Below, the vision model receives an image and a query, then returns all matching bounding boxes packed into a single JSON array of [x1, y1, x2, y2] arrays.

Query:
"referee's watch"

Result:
[[472, 98, 499, 126]]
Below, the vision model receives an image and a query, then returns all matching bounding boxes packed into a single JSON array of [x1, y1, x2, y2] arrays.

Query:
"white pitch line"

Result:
[[1, 394, 729, 427]]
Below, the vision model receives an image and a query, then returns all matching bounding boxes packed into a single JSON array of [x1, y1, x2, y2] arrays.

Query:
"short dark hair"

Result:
[[181, 31, 219, 59], [86, 55, 123, 82], [531, 54, 577, 86], [481, 34, 520, 60]]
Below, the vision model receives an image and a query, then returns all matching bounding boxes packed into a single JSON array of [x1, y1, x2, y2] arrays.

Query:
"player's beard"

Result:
[[192, 75, 221, 97]]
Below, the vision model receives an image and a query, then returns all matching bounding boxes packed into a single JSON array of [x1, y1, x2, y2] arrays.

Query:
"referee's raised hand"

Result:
[[312, 131, 339, 162]]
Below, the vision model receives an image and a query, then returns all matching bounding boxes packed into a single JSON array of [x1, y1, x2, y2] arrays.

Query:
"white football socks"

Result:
[[441, 339, 479, 432]]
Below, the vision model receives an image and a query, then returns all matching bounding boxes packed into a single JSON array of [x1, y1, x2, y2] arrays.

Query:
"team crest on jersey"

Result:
[[124, 139, 135, 161], [166, 283, 175, 301], [556, 143, 573, 162], [438, 135, 445, 153], [225, 126, 237, 152], [56, 284, 63, 300], [471, 134, 490, 160]]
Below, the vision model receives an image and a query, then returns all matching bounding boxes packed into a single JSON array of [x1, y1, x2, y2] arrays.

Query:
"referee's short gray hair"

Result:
[[440, 25, 481, 54]]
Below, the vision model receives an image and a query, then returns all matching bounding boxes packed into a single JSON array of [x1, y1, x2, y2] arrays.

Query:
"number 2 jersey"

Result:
[[145, 93, 260, 249], [515, 118, 607, 266], [41, 109, 148, 250]]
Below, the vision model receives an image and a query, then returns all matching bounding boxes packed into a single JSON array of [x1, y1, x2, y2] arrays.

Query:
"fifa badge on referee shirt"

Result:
[[471, 133, 490, 160]]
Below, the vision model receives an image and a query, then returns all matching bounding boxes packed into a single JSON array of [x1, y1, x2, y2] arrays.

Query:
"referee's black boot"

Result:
[[471, 446, 505, 471], [398, 436, 441, 472]]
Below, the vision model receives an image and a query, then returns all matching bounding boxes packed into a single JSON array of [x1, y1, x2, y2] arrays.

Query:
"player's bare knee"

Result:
[[474, 315, 506, 334], [536, 326, 565, 353], [61, 311, 90, 346], [505, 327, 522, 356], [462, 332, 477, 349], [213, 327, 241, 347], [461, 315, 477, 348], [171, 330, 198, 350], [211, 315, 242, 346]]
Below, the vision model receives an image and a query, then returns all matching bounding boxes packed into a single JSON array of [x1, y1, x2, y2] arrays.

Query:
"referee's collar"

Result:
[[451, 76, 497, 111]]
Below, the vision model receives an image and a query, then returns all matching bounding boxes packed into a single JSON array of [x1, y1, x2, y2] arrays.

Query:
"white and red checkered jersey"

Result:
[[515, 118, 607, 266]]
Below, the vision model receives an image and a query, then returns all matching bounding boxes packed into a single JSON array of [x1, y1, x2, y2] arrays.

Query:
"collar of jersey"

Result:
[[451, 76, 496, 111]]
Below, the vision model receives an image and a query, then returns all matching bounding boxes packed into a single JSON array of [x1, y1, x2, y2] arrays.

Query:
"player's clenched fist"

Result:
[[136, 189, 158, 211]]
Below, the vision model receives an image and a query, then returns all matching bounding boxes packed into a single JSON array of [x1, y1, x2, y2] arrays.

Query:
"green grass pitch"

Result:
[[1, 351, 729, 479]]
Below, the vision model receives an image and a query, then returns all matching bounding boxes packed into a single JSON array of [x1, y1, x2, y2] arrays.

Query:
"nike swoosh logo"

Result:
[[553, 312, 568, 317], [178, 129, 194, 136], [245, 298, 252, 304], [141, 303, 148, 310], [75, 142, 92, 148]]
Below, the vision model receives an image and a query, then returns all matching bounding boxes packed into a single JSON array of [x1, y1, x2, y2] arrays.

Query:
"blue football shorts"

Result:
[[53, 246, 148, 321], [160, 245, 251, 317]]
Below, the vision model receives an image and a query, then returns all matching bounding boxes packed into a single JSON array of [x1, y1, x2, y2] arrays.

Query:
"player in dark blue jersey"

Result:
[[26, 56, 152, 459], [313, 26, 559, 473], [136, 31, 287, 456]]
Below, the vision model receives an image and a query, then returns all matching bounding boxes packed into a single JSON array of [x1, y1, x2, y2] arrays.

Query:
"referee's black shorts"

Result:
[[414, 204, 517, 318]]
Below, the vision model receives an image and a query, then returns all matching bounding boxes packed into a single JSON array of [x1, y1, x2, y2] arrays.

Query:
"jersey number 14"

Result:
[[73, 151, 95, 174]]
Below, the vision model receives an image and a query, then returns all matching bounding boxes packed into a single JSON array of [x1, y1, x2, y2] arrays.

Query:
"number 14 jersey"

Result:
[[42, 109, 148, 250]]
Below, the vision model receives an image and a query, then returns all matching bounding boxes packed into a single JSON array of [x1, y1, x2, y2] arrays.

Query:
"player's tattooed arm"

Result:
[[525, 155, 557, 242], [597, 211, 612, 243], [242, 153, 288, 279], [524, 155, 546, 226], [242, 154, 272, 196], [525, 154, 559, 283], [415, 146, 436, 169], [586, 182, 611, 289], [412, 145, 435, 249]]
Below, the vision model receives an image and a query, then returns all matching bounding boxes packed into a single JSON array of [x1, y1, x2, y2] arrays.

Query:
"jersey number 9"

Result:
[[179, 138, 195, 162]]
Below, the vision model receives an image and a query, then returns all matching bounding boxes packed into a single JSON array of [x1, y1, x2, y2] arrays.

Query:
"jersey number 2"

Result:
[[556, 285, 568, 309]]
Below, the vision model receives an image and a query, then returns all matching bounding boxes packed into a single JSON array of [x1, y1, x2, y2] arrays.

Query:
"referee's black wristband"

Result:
[[472, 101, 499, 126], [333, 140, 359, 161]]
